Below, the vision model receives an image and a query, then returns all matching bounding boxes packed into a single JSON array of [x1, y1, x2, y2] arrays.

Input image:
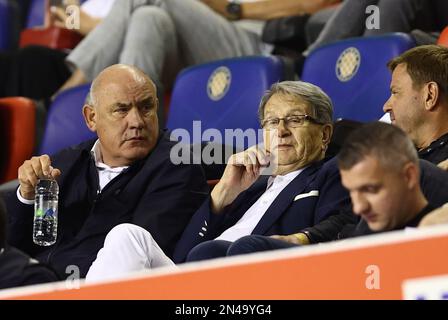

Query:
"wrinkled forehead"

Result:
[[95, 79, 156, 106], [264, 93, 311, 117]]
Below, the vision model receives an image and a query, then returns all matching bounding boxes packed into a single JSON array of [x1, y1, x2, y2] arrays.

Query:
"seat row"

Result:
[[2, 31, 448, 183]]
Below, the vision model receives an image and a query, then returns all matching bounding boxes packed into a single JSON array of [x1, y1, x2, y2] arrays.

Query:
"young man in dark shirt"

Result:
[[285, 44, 448, 245], [384, 45, 448, 165]]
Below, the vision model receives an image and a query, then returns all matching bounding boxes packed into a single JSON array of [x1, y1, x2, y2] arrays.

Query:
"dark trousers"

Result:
[[0, 45, 71, 101], [186, 235, 299, 262]]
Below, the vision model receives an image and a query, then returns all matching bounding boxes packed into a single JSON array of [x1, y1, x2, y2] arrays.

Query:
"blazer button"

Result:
[[114, 189, 121, 196]]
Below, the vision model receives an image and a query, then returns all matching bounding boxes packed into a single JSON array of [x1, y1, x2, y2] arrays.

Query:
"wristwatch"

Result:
[[226, 0, 242, 21]]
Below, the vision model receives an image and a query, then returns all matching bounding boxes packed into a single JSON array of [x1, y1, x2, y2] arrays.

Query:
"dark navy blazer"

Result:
[[5, 130, 208, 277], [173, 157, 351, 263]]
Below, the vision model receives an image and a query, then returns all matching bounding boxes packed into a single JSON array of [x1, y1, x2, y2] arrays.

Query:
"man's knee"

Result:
[[104, 223, 150, 246], [227, 235, 267, 256], [186, 240, 231, 262]]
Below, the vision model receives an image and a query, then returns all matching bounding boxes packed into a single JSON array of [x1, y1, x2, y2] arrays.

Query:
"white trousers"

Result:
[[86, 223, 176, 282]]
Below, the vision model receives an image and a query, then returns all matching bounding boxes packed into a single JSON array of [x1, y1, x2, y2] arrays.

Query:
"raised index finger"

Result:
[[39, 155, 52, 178]]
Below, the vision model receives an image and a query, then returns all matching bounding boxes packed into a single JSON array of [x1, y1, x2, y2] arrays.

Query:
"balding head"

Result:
[[83, 64, 160, 167], [87, 64, 157, 108]]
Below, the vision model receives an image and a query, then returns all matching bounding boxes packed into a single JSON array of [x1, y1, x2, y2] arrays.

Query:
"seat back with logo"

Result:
[[301, 33, 415, 122], [38, 83, 96, 156], [166, 56, 284, 150]]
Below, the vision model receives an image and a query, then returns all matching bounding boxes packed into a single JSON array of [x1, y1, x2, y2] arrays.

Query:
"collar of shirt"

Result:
[[91, 140, 129, 192], [417, 132, 448, 156], [91, 140, 129, 172], [266, 167, 306, 190]]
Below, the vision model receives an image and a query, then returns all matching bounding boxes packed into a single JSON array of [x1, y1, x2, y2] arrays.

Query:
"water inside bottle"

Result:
[[33, 189, 58, 246]]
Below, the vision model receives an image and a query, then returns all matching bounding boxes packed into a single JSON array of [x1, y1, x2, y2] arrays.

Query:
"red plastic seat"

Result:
[[0, 97, 36, 183], [437, 26, 448, 47], [20, 26, 83, 50]]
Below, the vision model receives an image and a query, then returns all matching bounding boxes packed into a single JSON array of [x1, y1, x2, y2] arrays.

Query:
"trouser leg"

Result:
[[163, 0, 265, 67], [227, 235, 299, 256], [66, 0, 162, 81], [306, 0, 378, 53], [186, 239, 232, 262], [86, 223, 175, 282], [364, 0, 435, 36]]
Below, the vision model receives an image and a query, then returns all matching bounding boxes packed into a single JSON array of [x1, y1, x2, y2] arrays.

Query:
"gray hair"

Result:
[[85, 90, 95, 107], [258, 81, 333, 124]]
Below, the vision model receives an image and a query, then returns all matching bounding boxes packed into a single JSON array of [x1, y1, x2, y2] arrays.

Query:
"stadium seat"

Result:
[[437, 26, 448, 47], [0, 0, 20, 50], [25, 0, 45, 28], [38, 83, 96, 156], [0, 97, 36, 183], [166, 56, 285, 150], [301, 33, 415, 122]]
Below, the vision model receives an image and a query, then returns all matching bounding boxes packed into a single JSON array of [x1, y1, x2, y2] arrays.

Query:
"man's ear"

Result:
[[403, 162, 419, 189], [322, 124, 333, 147], [83, 104, 97, 132], [423, 81, 440, 111]]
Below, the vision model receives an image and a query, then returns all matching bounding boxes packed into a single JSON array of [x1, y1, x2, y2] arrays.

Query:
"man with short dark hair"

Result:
[[278, 44, 448, 245], [224, 122, 443, 255], [384, 44, 448, 164]]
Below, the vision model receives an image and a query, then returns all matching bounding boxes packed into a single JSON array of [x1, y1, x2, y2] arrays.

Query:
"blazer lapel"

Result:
[[251, 162, 322, 235]]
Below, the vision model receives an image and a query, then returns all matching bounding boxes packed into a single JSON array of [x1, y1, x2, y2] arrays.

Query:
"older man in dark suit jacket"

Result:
[[224, 122, 448, 256], [4, 64, 208, 279], [175, 80, 350, 262]]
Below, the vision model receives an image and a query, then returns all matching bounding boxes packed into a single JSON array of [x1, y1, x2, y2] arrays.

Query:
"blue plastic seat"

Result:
[[0, 0, 19, 50], [25, 0, 45, 28], [301, 33, 415, 122], [166, 56, 285, 150], [38, 83, 96, 156]]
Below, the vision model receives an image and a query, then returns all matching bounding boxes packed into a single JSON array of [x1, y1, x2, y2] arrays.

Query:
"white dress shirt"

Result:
[[215, 168, 304, 242], [17, 140, 128, 204]]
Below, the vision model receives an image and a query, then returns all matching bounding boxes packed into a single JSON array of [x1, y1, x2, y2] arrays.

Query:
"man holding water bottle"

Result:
[[3, 64, 208, 280]]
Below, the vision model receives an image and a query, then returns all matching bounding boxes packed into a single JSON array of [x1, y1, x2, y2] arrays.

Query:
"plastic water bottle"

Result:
[[33, 179, 59, 246]]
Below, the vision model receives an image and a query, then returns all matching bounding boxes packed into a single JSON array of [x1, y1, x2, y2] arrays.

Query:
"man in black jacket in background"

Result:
[[0, 197, 59, 289], [3, 64, 208, 279], [284, 45, 448, 245]]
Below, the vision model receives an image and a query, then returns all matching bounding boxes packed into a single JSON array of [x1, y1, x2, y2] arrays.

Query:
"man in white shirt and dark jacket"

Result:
[[3, 64, 208, 279], [224, 122, 448, 255]]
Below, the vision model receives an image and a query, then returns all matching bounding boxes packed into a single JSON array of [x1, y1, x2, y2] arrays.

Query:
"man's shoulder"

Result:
[[314, 156, 340, 177], [51, 139, 96, 162]]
